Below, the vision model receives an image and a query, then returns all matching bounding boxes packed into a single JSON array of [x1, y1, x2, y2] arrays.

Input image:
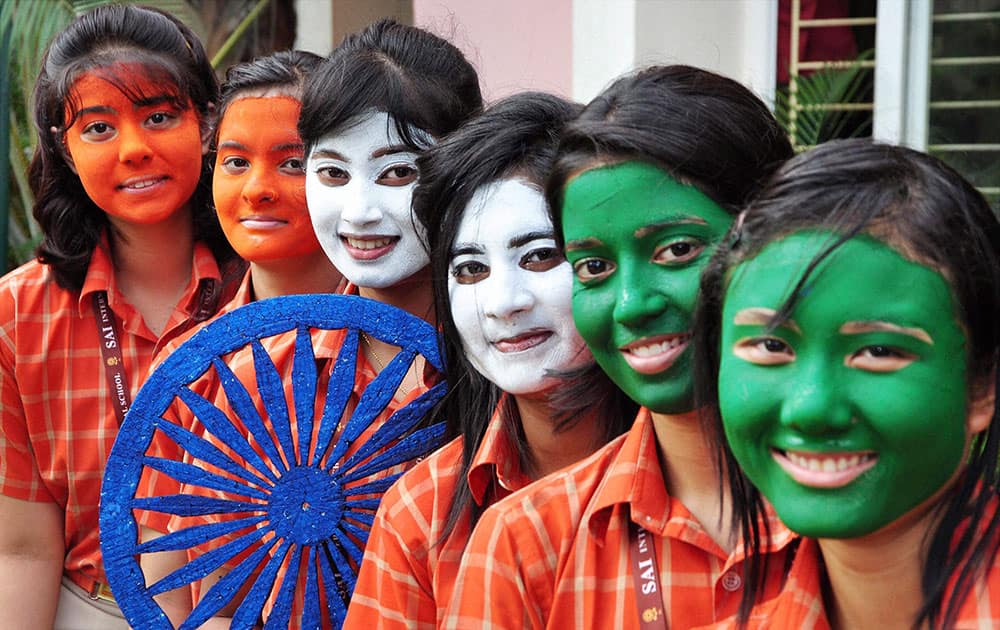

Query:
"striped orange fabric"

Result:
[[0, 236, 223, 591], [709, 509, 1000, 629], [345, 395, 532, 629], [443, 408, 798, 629]]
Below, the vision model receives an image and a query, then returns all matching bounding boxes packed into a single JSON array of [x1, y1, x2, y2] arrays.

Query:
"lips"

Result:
[[619, 333, 690, 375], [240, 215, 289, 230], [773, 448, 878, 488], [493, 330, 553, 353], [341, 234, 399, 260], [118, 175, 168, 191]]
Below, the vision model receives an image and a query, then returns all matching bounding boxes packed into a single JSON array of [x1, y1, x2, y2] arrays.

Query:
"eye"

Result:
[[521, 247, 563, 272], [451, 260, 489, 285], [572, 258, 615, 283], [653, 239, 705, 265], [732, 336, 795, 366], [845, 345, 916, 373], [220, 156, 250, 175], [377, 164, 418, 186], [146, 111, 178, 128], [314, 165, 349, 186], [280, 157, 305, 175], [81, 121, 116, 141]]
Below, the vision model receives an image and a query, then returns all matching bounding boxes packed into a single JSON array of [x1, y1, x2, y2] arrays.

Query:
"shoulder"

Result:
[[379, 436, 465, 523]]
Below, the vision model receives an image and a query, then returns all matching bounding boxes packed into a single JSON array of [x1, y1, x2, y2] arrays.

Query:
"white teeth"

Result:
[[125, 179, 159, 190], [627, 335, 690, 357], [345, 237, 394, 250], [787, 451, 872, 472]]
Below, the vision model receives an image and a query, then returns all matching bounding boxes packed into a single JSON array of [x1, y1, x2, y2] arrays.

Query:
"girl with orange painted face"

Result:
[[0, 5, 240, 629]]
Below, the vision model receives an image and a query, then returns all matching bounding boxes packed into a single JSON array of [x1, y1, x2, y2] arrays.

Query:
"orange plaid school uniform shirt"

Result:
[[345, 395, 533, 629], [443, 408, 798, 630], [716, 502, 1000, 630], [0, 236, 223, 596]]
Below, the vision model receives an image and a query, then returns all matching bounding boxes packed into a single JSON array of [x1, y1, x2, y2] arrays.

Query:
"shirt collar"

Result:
[[587, 407, 672, 539], [468, 394, 533, 505]]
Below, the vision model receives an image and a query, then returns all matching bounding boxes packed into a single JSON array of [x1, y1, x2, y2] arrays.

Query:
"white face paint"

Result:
[[305, 110, 430, 288], [448, 179, 591, 395]]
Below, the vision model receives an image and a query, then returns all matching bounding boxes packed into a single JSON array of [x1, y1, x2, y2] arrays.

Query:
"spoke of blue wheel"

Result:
[[322, 534, 357, 601], [180, 535, 279, 630], [335, 384, 444, 473], [323, 348, 414, 466], [142, 457, 271, 502], [310, 328, 359, 468], [317, 542, 349, 623], [134, 494, 265, 519], [341, 511, 375, 532], [177, 387, 279, 486], [136, 515, 266, 554], [262, 545, 303, 630], [149, 526, 267, 596], [340, 423, 446, 483], [156, 417, 272, 491], [330, 522, 366, 561], [340, 475, 398, 498], [291, 325, 319, 466], [251, 339, 296, 469], [302, 546, 322, 629], [213, 357, 288, 475], [229, 539, 293, 630]]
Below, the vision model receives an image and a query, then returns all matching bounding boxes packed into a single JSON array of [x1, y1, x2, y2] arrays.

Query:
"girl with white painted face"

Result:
[[345, 92, 635, 629], [300, 18, 482, 397]]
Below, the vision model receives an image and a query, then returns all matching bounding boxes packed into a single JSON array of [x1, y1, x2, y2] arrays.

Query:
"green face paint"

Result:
[[562, 161, 732, 413], [719, 231, 970, 538]]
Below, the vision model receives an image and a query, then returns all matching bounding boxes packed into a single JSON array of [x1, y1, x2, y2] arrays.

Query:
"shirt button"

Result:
[[721, 572, 742, 592]]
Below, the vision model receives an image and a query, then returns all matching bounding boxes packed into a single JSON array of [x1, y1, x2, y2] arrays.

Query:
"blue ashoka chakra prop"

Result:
[[99, 294, 447, 629]]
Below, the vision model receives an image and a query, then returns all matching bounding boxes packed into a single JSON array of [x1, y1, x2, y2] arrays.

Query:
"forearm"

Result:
[[0, 547, 63, 627]]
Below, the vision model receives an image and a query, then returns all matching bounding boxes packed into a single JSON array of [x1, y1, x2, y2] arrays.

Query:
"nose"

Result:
[[117, 123, 153, 164], [482, 269, 534, 320], [613, 283, 668, 327], [779, 362, 854, 435], [242, 170, 277, 206], [340, 182, 383, 226]]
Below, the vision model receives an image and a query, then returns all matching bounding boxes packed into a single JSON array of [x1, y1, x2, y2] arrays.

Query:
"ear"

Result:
[[200, 102, 217, 156], [966, 374, 996, 436]]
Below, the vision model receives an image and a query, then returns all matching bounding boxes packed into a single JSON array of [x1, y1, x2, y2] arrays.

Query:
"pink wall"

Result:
[[413, 0, 573, 102]]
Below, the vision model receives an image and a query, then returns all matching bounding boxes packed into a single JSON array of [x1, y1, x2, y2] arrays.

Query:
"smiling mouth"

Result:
[[773, 448, 878, 488], [493, 330, 552, 353], [240, 216, 288, 229], [619, 333, 690, 375], [118, 176, 167, 191], [341, 235, 399, 259]]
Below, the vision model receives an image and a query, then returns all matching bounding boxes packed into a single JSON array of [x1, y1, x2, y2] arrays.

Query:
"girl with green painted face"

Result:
[[695, 138, 1000, 629], [444, 65, 796, 629]]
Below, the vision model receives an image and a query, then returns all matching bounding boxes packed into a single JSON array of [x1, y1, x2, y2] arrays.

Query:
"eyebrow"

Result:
[[510, 230, 555, 249], [733, 307, 802, 334], [76, 105, 116, 118], [310, 149, 346, 161], [565, 236, 604, 252], [371, 144, 413, 159], [451, 243, 485, 258], [634, 216, 709, 239], [840, 321, 934, 345], [133, 95, 181, 109], [273, 142, 304, 153]]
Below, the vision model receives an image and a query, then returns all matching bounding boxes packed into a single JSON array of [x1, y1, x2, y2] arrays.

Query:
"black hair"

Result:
[[218, 49, 322, 123], [693, 138, 1000, 628], [545, 64, 794, 241], [413, 91, 636, 542], [29, 4, 235, 291], [298, 18, 482, 157]]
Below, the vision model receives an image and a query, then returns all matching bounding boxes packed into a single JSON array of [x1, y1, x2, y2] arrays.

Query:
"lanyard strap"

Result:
[[630, 521, 667, 630], [92, 291, 131, 426], [91, 278, 220, 426]]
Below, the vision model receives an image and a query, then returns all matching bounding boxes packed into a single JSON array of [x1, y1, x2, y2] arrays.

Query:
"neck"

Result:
[[357, 266, 435, 325], [819, 503, 942, 630], [249, 252, 344, 301], [650, 408, 732, 550], [515, 393, 603, 479], [108, 210, 195, 337]]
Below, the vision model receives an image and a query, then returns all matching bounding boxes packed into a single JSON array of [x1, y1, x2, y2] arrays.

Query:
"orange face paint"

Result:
[[63, 65, 204, 224], [212, 96, 321, 262]]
